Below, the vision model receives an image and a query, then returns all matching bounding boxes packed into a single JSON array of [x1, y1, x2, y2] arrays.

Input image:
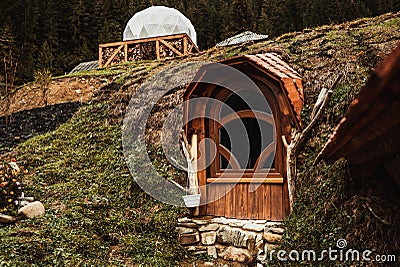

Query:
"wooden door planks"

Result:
[[205, 183, 284, 220], [270, 184, 284, 221]]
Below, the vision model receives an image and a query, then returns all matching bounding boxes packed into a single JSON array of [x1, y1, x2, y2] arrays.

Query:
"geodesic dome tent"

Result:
[[123, 6, 197, 45]]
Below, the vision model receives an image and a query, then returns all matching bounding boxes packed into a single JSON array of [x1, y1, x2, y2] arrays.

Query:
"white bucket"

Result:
[[183, 194, 201, 207]]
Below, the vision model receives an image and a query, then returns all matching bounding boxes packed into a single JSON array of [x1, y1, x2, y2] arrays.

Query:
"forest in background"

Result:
[[0, 0, 399, 86]]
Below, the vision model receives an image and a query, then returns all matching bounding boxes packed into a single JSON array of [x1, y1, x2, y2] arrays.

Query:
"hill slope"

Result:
[[0, 12, 399, 266]]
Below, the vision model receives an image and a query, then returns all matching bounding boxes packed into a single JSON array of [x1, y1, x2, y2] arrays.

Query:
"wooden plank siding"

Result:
[[204, 183, 286, 220], [99, 33, 199, 67]]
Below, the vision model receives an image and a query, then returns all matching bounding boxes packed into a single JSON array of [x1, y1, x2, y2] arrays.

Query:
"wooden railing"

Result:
[[98, 33, 199, 67]]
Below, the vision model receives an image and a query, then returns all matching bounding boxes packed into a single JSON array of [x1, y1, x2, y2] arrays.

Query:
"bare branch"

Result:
[[365, 201, 392, 226], [285, 73, 343, 211]]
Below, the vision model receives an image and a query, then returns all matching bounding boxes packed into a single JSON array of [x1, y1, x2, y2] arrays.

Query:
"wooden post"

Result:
[[156, 40, 160, 60], [190, 133, 200, 216], [190, 134, 199, 190], [183, 36, 188, 55], [99, 46, 103, 68], [182, 133, 199, 195], [124, 43, 128, 63]]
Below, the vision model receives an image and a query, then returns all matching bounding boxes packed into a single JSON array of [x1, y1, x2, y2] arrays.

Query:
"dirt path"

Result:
[[0, 76, 111, 116]]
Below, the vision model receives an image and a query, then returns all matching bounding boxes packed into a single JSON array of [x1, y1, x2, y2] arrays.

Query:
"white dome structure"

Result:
[[123, 6, 197, 45]]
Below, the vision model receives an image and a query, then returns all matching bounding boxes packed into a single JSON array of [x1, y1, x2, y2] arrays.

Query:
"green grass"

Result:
[[0, 102, 188, 266]]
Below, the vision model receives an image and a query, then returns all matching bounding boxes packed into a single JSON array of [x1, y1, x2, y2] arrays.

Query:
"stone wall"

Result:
[[177, 216, 284, 264]]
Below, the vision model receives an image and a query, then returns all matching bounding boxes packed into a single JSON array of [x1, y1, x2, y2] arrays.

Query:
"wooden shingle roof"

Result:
[[242, 53, 304, 124], [184, 53, 304, 129]]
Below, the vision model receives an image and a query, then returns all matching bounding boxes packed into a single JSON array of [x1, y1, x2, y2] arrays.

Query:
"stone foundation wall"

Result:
[[177, 216, 284, 264]]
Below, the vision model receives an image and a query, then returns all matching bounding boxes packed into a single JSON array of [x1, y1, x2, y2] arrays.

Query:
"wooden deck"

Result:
[[99, 33, 199, 67]]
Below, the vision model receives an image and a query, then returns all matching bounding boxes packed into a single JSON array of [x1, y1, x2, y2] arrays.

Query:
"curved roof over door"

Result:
[[184, 53, 304, 129]]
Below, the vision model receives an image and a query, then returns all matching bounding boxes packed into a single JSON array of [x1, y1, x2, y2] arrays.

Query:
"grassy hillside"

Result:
[[1, 12, 400, 266]]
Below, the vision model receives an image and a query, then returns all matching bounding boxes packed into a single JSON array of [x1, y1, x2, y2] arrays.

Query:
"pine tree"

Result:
[[37, 41, 53, 71], [0, 25, 18, 121], [226, 0, 254, 36], [258, 0, 293, 37], [2, 0, 400, 83]]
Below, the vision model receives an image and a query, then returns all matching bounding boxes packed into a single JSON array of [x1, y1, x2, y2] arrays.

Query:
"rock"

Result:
[[208, 246, 218, 259], [186, 245, 207, 252], [193, 251, 208, 255], [243, 222, 265, 232], [0, 214, 16, 223], [177, 222, 197, 228], [269, 227, 285, 234], [247, 233, 259, 255], [179, 233, 200, 245], [223, 218, 244, 225], [178, 217, 191, 223], [219, 246, 251, 263], [186, 246, 197, 252], [199, 223, 219, 232], [263, 232, 282, 243], [232, 227, 247, 247], [192, 218, 210, 225], [266, 221, 282, 227], [201, 231, 217, 245], [18, 201, 45, 219], [215, 244, 226, 254], [211, 217, 226, 224], [229, 221, 246, 227], [19, 200, 31, 207], [217, 225, 233, 245], [176, 227, 196, 234], [252, 220, 267, 224], [204, 262, 214, 267], [256, 233, 263, 243], [217, 226, 252, 248]]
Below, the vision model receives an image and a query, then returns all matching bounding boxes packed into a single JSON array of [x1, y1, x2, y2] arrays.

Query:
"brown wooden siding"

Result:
[[205, 182, 285, 220]]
